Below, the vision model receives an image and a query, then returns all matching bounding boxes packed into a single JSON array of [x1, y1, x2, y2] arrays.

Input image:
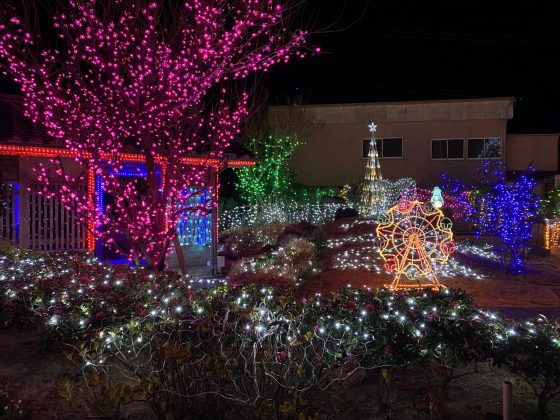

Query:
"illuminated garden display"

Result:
[[376, 200, 456, 290], [442, 161, 539, 272], [1, 249, 560, 419], [0, 1, 560, 419], [361, 122, 383, 212], [361, 122, 416, 217], [0, 0, 310, 268]]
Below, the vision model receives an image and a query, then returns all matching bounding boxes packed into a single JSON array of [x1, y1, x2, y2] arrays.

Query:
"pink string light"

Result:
[[0, 0, 308, 266]]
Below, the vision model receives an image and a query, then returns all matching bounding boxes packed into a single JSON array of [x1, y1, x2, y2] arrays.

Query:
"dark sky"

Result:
[[2, 0, 560, 132], [263, 0, 560, 132]]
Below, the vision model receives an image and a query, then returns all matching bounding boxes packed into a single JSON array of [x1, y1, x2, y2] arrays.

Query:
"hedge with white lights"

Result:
[[1, 249, 559, 419]]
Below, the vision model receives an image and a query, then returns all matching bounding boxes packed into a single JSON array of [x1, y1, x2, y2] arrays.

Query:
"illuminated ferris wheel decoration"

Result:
[[376, 200, 455, 290]]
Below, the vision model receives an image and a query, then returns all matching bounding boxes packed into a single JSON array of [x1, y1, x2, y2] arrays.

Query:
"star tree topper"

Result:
[[368, 122, 378, 133]]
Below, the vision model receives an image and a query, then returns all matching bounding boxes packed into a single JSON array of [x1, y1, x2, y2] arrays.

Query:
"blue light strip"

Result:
[[114, 171, 148, 177], [13, 182, 19, 241], [176, 188, 212, 246], [95, 175, 104, 215]]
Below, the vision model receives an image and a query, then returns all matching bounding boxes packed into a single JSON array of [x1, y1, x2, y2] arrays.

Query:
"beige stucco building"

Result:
[[269, 97, 559, 189]]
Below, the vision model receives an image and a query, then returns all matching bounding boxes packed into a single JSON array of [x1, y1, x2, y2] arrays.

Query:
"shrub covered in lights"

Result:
[[220, 223, 287, 259], [443, 162, 539, 272], [540, 188, 560, 219], [0, 250, 204, 344], [2, 250, 560, 418], [220, 202, 345, 231], [229, 237, 317, 286], [232, 133, 338, 225]]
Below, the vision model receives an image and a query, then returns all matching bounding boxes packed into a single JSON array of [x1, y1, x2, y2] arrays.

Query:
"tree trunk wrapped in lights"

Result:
[[0, 0, 311, 269]]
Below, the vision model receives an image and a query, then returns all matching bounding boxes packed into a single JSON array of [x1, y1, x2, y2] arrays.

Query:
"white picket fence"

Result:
[[0, 183, 87, 251], [0, 183, 17, 246]]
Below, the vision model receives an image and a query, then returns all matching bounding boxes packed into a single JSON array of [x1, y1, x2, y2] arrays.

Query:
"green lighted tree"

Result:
[[235, 134, 300, 205]]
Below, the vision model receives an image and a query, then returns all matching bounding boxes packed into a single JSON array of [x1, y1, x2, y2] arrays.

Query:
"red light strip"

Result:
[[87, 169, 96, 252], [0, 145, 241, 167], [226, 159, 256, 167], [0, 144, 253, 253]]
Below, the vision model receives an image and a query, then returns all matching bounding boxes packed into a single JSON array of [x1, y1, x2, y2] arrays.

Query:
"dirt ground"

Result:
[[296, 218, 560, 315], [0, 327, 79, 419], [1, 327, 559, 419]]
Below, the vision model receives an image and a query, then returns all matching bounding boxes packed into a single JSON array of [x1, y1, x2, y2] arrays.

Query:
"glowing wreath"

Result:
[[376, 200, 455, 290]]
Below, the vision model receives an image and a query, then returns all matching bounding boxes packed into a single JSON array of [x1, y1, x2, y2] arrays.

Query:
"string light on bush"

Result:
[[544, 219, 560, 250], [220, 203, 348, 231]]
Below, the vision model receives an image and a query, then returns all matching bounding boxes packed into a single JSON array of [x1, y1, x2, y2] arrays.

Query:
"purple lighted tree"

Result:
[[0, 0, 311, 269]]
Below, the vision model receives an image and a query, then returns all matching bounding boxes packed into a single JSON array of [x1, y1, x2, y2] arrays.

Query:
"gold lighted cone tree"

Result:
[[361, 122, 383, 213], [376, 200, 456, 290]]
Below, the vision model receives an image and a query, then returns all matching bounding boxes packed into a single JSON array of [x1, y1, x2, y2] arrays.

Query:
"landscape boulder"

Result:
[[335, 207, 358, 220], [276, 220, 321, 248]]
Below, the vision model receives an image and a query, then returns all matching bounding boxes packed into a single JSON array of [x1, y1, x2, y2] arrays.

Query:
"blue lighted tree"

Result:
[[472, 162, 539, 272], [442, 161, 539, 272]]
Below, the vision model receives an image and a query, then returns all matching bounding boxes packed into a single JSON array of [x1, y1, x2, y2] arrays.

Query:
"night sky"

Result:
[[263, 0, 560, 133], [1, 0, 560, 132]]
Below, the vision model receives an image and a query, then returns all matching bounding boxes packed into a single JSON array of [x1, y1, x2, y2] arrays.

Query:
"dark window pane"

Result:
[[362, 139, 370, 158], [432, 140, 447, 159], [382, 138, 402, 157], [447, 139, 464, 158], [484, 137, 502, 158], [468, 138, 484, 158], [362, 139, 382, 158]]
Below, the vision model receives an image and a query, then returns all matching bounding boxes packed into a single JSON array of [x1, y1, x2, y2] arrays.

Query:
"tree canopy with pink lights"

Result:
[[0, 0, 310, 269]]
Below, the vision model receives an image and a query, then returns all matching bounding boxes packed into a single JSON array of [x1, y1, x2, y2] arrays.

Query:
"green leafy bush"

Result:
[[2, 250, 560, 418]]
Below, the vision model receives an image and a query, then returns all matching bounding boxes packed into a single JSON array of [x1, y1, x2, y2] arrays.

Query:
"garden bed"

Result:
[[223, 218, 560, 311], [2, 231, 560, 419], [2, 326, 560, 419]]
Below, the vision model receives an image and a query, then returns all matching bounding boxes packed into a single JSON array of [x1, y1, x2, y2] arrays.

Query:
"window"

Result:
[[431, 139, 464, 159], [362, 139, 371, 158], [362, 138, 383, 158], [362, 138, 403, 158], [468, 137, 502, 159], [432, 140, 447, 159], [382, 138, 403, 157], [447, 139, 464, 158]]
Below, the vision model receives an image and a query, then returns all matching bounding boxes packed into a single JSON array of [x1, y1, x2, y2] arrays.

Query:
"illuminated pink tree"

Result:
[[0, 0, 310, 269]]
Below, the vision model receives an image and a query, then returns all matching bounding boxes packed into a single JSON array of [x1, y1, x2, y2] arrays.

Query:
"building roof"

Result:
[[269, 97, 515, 125]]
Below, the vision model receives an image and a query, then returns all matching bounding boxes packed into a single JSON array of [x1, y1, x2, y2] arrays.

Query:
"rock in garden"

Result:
[[276, 220, 321, 248], [335, 207, 358, 220]]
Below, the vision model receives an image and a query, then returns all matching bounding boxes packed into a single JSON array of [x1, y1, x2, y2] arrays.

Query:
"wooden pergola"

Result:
[[0, 144, 254, 272]]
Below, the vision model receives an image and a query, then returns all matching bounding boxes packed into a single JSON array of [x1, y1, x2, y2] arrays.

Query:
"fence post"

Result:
[[503, 380, 513, 420], [18, 157, 30, 250]]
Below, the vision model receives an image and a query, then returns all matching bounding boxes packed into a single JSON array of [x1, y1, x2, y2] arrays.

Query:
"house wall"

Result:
[[287, 119, 507, 187], [0, 155, 18, 181], [18, 156, 86, 187], [269, 98, 514, 188], [506, 133, 559, 172]]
